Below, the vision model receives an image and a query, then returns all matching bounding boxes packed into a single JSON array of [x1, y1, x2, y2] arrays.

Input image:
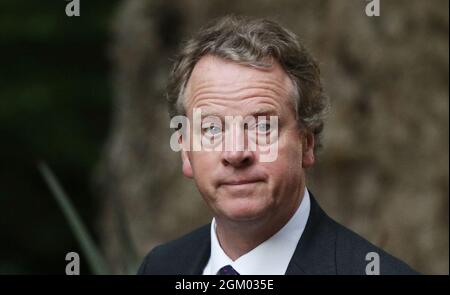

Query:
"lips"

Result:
[[220, 176, 265, 186]]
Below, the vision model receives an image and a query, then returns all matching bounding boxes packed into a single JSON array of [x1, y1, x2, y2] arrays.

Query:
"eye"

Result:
[[202, 124, 222, 136], [256, 121, 271, 133]]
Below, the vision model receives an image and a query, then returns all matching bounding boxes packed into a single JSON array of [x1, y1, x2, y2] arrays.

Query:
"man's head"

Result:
[[167, 16, 328, 226]]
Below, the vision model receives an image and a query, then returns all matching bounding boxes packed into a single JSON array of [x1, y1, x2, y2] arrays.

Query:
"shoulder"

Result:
[[330, 219, 419, 275], [137, 224, 210, 275], [290, 194, 419, 275]]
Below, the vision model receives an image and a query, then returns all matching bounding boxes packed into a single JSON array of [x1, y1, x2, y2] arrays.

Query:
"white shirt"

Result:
[[202, 189, 311, 275]]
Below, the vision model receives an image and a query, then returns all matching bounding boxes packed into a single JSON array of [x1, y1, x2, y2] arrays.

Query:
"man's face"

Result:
[[181, 55, 314, 224]]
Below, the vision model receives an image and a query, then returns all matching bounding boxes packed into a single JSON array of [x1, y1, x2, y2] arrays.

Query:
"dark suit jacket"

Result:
[[138, 193, 418, 275]]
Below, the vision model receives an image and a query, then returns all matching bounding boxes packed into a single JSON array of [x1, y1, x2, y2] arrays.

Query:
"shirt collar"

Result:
[[203, 188, 311, 275]]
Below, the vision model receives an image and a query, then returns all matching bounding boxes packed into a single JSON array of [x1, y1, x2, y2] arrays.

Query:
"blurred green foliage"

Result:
[[0, 0, 118, 274], [38, 162, 110, 275]]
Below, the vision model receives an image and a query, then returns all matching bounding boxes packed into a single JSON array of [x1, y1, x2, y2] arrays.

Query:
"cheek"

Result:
[[275, 131, 303, 168], [264, 154, 301, 184], [190, 152, 220, 192], [191, 151, 218, 169], [264, 134, 303, 184]]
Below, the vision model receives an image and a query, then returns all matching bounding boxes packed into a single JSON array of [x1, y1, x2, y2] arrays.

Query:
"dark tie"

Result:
[[217, 265, 240, 275]]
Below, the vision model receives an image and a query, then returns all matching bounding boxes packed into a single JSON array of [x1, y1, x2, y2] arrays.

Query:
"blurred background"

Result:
[[0, 0, 448, 275]]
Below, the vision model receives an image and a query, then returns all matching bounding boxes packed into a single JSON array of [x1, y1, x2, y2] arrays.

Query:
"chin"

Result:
[[219, 198, 271, 222]]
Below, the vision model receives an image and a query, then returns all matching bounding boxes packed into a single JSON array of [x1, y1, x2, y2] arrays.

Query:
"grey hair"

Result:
[[167, 15, 328, 151]]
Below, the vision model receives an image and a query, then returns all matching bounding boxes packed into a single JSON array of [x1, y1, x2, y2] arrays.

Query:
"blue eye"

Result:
[[203, 125, 222, 136], [257, 122, 271, 133]]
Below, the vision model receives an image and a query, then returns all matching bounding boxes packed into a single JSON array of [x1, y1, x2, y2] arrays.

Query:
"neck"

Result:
[[215, 186, 305, 261]]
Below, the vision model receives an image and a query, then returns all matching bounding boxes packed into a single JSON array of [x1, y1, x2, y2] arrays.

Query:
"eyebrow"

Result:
[[199, 107, 280, 118]]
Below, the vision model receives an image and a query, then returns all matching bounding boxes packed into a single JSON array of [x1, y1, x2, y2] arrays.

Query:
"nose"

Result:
[[222, 150, 255, 168], [221, 120, 256, 168]]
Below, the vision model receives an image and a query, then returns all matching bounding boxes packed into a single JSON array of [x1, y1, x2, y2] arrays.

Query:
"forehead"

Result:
[[184, 55, 296, 115], [190, 54, 291, 80]]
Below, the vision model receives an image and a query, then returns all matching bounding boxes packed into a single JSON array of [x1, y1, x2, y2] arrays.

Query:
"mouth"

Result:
[[220, 177, 265, 186]]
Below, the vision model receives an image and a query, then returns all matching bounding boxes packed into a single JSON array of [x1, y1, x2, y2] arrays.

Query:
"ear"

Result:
[[302, 132, 315, 168], [180, 135, 193, 178]]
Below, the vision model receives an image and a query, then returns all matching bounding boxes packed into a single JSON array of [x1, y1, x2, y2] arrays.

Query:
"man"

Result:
[[138, 15, 417, 275]]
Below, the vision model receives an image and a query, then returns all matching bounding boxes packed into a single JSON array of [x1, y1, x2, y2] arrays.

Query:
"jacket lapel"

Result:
[[185, 225, 211, 275], [285, 193, 337, 275]]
